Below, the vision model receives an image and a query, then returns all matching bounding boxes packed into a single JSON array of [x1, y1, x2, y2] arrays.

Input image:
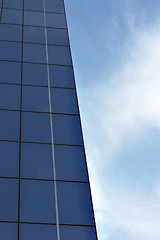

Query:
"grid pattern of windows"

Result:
[[0, 0, 98, 239]]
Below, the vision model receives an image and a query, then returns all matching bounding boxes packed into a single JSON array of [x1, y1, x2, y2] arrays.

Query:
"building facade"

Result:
[[0, 0, 98, 239]]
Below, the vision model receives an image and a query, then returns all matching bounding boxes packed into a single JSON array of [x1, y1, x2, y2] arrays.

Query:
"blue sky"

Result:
[[64, 1, 160, 239]]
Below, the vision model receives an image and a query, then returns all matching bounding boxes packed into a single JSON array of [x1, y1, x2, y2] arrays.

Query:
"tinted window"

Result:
[[60, 226, 97, 240], [0, 223, 17, 240], [48, 45, 72, 65], [23, 26, 45, 44], [1, 9, 23, 25], [0, 24, 22, 42], [0, 42, 21, 61], [0, 61, 21, 84], [23, 43, 46, 64], [0, 84, 20, 110]]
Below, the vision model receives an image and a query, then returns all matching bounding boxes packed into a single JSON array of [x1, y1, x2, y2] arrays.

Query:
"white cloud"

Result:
[[79, 14, 160, 240]]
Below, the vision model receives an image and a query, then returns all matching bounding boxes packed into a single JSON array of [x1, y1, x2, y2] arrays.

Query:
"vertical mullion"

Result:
[[18, 0, 24, 239], [0, 0, 4, 23]]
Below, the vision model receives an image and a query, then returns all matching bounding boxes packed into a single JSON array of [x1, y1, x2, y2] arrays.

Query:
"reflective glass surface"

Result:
[[22, 85, 49, 112], [24, 11, 44, 27], [23, 26, 45, 44], [45, 0, 65, 13], [52, 114, 83, 145], [0, 41, 21, 61], [0, 179, 18, 221], [48, 45, 72, 65], [55, 145, 88, 182], [20, 224, 57, 240], [3, 0, 23, 9], [57, 182, 95, 225], [60, 226, 97, 240], [51, 88, 78, 114], [0, 24, 22, 42], [21, 112, 51, 143], [49, 65, 75, 88], [0, 141, 19, 177], [21, 143, 53, 179], [46, 12, 66, 28], [0, 84, 20, 110], [0, 223, 17, 240], [0, 110, 20, 141], [20, 180, 56, 223], [24, 0, 43, 11], [23, 63, 48, 86], [47, 28, 69, 46], [1, 9, 23, 25], [0, 61, 21, 84], [23, 43, 46, 63]]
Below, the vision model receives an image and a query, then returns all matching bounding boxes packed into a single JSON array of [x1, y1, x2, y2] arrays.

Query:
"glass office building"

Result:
[[0, 0, 98, 239]]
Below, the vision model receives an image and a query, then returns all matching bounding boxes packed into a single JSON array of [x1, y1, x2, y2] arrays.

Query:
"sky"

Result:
[[64, 1, 160, 240]]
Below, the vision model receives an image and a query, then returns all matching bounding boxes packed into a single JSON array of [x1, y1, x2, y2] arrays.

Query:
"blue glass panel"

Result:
[[21, 112, 51, 143], [24, 11, 44, 27], [0, 223, 17, 240], [0, 179, 18, 221], [22, 86, 49, 112], [45, 0, 65, 13], [52, 114, 83, 145], [47, 28, 69, 46], [55, 145, 88, 182], [48, 46, 72, 65], [0, 24, 22, 42], [23, 63, 48, 86], [23, 26, 45, 44], [20, 180, 56, 223], [3, 0, 23, 9], [0, 41, 21, 61], [2, 9, 23, 25], [57, 182, 95, 225], [0, 110, 20, 141], [51, 88, 78, 114], [24, 0, 43, 11], [46, 12, 66, 28], [20, 224, 56, 240], [21, 143, 53, 179], [49, 65, 75, 88], [0, 141, 19, 178], [0, 61, 21, 84], [60, 226, 97, 240], [23, 43, 46, 64], [0, 84, 20, 110]]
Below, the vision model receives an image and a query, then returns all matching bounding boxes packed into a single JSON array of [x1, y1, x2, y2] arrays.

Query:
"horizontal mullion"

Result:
[[3, 7, 65, 15], [1, 22, 67, 30]]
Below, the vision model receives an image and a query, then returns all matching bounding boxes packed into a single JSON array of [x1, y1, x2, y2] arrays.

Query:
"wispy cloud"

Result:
[[79, 10, 160, 240]]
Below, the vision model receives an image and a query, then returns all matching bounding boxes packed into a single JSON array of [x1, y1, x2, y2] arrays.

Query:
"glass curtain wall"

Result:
[[0, 0, 98, 239]]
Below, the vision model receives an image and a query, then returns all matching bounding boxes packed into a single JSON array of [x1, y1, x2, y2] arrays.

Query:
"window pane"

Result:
[[23, 26, 45, 44], [0, 141, 19, 178], [55, 145, 88, 182], [48, 45, 72, 65], [21, 143, 53, 180], [3, 0, 23, 9], [0, 110, 20, 141], [24, 0, 43, 11], [0, 223, 17, 240], [60, 226, 97, 240], [23, 43, 46, 64], [22, 86, 49, 112], [21, 112, 51, 143], [46, 12, 66, 28], [0, 179, 18, 221], [0, 84, 20, 110], [0, 24, 22, 42], [0, 41, 21, 61], [23, 63, 48, 86], [0, 61, 21, 84], [51, 88, 78, 114], [20, 223, 56, 240], [20, 180, 56, 223], [57, 182, 95, 225], [45, 0, 65, 13], [1, 9, 23, 25], [47, 28, 69, 46], [24, 11, 44, 27], [52, 114, 83, 145], [49, 65, 75, 88]]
